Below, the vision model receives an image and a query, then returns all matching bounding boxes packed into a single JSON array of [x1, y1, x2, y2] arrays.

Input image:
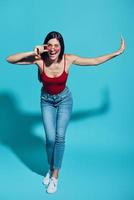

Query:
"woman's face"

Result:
[[47, 38, 61, 61]]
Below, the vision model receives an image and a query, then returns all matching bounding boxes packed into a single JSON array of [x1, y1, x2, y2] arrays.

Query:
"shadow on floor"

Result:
[[0, 89, 110, 176]]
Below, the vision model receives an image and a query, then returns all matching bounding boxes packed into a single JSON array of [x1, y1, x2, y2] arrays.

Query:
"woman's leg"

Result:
[[41, 102, 57, 170], [53, 92, 73, 177]]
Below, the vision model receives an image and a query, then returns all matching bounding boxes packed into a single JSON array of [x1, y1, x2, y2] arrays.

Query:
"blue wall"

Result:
[[0, 0, 133, 200]]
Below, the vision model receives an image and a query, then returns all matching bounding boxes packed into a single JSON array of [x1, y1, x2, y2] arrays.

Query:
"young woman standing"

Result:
[[6, 31, 125, 193]]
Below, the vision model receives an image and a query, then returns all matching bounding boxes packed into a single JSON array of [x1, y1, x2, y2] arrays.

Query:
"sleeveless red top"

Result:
[[40, 55, 68, 95]]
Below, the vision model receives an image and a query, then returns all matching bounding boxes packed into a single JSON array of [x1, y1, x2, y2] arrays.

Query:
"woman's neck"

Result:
[[46, 56, 62, 66]]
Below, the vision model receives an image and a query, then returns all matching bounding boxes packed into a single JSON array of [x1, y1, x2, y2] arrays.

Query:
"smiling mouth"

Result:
[[49, 52, 57, 56]]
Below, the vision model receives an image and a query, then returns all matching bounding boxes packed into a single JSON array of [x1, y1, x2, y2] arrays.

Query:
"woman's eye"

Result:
[[47, 44, 52, 48], [47, 44, 60, 49]]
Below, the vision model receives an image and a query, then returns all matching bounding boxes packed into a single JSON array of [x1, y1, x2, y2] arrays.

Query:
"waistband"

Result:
[[41, 86, 71, 99]]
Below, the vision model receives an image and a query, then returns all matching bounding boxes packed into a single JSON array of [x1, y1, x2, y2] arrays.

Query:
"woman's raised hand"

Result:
[[116, 35, 126, 55], [34, 45, 48, 56]]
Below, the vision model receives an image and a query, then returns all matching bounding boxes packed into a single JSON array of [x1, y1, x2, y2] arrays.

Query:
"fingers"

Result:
[[42, 44, 48, 52], [38, 44, 48, 52], [121, 34, 124, 41], [34, 45, 48, 54], [34, 47, 40, 56], [118, 34, 126, 54], [120, 34, 125, 45], [37, 48, 40, 55], [34, 46, 41, 55]]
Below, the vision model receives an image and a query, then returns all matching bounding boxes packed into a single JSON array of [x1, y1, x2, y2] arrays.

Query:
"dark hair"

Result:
[[41, 31, 65, 63], [38, 31, 65, 82]]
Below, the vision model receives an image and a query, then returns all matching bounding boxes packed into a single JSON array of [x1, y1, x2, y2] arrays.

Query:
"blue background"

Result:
[[0, 0, 134, 199]]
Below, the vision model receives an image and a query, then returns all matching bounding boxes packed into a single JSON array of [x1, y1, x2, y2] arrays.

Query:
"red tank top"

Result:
[[40, 55, 68, 95]]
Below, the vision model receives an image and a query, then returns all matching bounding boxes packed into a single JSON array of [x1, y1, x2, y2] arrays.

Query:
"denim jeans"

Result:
[[40, 86, 73, 170]]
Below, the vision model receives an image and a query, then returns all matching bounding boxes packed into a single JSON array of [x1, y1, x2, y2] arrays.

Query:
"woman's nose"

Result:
[[50, 46, 55, 50]]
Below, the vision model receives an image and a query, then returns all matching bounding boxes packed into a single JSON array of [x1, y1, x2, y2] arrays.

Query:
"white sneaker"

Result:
[[42, 170, 52, 186], [46, 177, 58, 194]]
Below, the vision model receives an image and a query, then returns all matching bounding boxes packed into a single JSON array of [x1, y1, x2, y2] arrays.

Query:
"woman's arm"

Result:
[[68, 36, 125, 66], [6, 51, 38, 64], [6, 45, 48, 64]]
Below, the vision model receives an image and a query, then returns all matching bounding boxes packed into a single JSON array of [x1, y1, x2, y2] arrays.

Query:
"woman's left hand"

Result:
[[116, 35, 126, 55]]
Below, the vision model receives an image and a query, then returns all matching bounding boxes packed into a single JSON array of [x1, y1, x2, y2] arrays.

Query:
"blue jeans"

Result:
[[40, 87, 73, 170]]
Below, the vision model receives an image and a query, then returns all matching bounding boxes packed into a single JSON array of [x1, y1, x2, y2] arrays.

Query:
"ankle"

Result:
[[52, 169, 59, 179], [52, 175, 58, 179], [52, 172, 58, 179]]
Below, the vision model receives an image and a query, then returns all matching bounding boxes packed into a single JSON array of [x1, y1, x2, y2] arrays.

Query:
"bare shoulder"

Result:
[[66, 54, 77, 62], [65, 54, 78, 64]]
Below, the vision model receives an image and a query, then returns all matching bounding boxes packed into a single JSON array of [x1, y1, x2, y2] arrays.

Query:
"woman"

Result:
[[6, 31, 125, 193]]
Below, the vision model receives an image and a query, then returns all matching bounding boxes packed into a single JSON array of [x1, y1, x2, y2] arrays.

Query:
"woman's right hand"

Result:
[[34, 45, 48, 56]]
